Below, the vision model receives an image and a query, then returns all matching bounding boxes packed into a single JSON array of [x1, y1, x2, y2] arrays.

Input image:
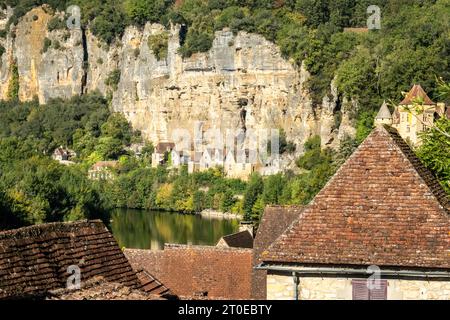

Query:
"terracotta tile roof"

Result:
[[125, 245, 253, 300], [252, 206, 301, 299], [46, 276, 160, 300], [0, 220, 141, 299], [262, 126, 449, 269], [135, 269, 175, 299], [343, 27, 369, 33], [155, 142, 175, 154], [218, 230, 254, 248], [400, 84, 436, 105]]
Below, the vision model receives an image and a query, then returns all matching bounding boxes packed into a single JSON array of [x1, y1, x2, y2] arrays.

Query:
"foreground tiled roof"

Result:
[[400, 84, 435, 105], [252, 206, 301, 299], [218, 230, 254, 248], [136, 269, 175, 299], [0, 220, 141, 299], [262, 126, 449, 269], [46, 276, 160, 300], [125, 245, 253, 300]]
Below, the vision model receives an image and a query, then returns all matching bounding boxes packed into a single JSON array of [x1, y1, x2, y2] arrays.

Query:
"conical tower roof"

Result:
[[375, 101, 392, 119]]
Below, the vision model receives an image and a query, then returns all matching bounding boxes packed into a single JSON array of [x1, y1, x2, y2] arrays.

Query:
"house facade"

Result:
[[376, 84, 448, 146], [151, 142, 175, 168], [88, 161, 119, 180], [258, 126, 450, 300]]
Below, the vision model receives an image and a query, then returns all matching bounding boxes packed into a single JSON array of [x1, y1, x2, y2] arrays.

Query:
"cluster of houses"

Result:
[[151, 142, 281, 181], [5, 84, 446, 300]]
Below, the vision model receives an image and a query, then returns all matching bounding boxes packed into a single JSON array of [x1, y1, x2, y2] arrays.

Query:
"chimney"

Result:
[[239, 221, 254, 237]]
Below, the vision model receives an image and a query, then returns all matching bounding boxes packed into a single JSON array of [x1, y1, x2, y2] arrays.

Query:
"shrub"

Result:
[[147, 32, 168, 61], [47, 16, 67, 32], [133, 47, 140, 58], [7, 60, 19, 100], [52, 40, 61, 50], [42, 37, 52, 53], [105, 69, 121, 91]]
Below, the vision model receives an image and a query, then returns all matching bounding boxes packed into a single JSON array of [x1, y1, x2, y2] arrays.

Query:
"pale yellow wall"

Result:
[[266, 273, 450, 300], [393, 105, 436, 146]]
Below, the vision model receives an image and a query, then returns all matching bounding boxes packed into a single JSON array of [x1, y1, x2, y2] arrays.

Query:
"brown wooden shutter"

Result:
[[369, 280, 387, 300], [352, 279, 369, 300]]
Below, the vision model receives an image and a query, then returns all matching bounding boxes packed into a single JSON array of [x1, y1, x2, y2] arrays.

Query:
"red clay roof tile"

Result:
[[262, 126, 449, 269]]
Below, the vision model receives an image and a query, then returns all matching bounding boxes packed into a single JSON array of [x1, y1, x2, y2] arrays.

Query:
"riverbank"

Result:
[[198, 209, 243, 220]]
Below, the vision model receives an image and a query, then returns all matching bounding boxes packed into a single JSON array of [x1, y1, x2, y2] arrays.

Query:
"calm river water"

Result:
[[110, 208, 239, 250]]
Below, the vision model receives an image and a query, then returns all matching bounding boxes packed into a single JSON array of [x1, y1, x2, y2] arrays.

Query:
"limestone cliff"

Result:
[[0, 6, 356, 154]]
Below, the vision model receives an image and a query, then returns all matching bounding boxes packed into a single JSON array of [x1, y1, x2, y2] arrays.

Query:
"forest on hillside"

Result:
[[1, 0, 449, 115]]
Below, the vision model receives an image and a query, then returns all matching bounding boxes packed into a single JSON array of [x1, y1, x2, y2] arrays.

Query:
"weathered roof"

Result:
[[125, 245, 253, 300], [90, 161, 119, 170], [218, 230, 253, 249], [400, 84, 436, 105], [46, 276, 160, 300], [0, 220, 141, 299], [262, 126, 449, 269], [375, 101, 392, 119], [252, 206, 301, 299], [135, 269, 175, 299], [155, 142, 175, 154]]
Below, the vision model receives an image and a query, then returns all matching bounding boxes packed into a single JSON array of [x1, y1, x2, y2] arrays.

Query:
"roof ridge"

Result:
[[261, 126, 449, 268], [383, 125, 450, 214], [400, 84, 436, 105], [0, 219, 105, 240]]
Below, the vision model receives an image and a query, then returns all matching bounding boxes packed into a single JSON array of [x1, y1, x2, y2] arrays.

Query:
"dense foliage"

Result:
[[0, 0, 448, 137], [0, 1, 448, 230]]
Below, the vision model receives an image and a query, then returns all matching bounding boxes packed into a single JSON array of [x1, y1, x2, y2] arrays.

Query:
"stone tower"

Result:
[[374, 101, 392, 127]]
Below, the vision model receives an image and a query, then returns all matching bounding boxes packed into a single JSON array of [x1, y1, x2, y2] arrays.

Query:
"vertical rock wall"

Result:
[[0, 5, 356, 154]]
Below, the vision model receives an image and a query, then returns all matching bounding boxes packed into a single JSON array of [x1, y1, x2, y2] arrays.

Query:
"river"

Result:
[[110, 208, 240, 250]]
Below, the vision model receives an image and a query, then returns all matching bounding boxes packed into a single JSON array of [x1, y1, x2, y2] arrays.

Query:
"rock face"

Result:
[[0, 6, 355, 153]]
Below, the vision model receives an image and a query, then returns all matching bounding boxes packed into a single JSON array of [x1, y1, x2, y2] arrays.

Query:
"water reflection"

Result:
[[110, 208, 239, 250]]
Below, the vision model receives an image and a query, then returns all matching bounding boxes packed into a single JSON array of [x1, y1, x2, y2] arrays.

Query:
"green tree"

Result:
[[243, 173, 263, 220]]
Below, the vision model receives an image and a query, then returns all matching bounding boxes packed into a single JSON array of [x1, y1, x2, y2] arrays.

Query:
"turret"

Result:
[[374, 101, 392, 127]]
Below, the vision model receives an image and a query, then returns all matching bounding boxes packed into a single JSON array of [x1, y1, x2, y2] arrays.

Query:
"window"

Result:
[[352, 279, 387, 300]]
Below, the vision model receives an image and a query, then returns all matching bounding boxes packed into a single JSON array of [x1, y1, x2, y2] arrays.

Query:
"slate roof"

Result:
[[218, 230, 254, 249], [400, 84, 435, 105], [0, 220, 141, 299], [252, 206, 301, 299], [375, 101, 392, 119], [262, 126, 449, 269]]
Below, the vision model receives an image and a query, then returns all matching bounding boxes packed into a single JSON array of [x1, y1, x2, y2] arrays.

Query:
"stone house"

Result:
[[224, 149, 261, 181], [151, 142, 175, 168], [170, 149, 191, 168], [252, 205, 300, 299], [257, 126, 450, 300], [88, 161, 119, 180], [52, 146, 76, 165], [377, 84, 448, 146]]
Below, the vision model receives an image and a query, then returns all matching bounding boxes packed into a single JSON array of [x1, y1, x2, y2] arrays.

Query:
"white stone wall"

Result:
[[267, 274, 295, 300], [266, 273, 450, 300]]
